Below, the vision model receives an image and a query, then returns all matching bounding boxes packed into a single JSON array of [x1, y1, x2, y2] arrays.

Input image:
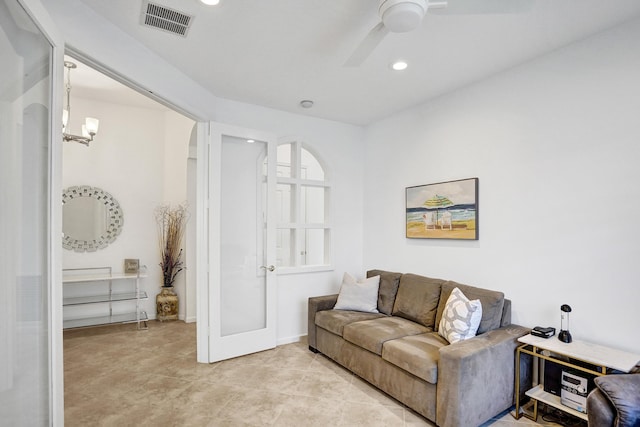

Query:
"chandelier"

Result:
[[62, 61, 99, 146]]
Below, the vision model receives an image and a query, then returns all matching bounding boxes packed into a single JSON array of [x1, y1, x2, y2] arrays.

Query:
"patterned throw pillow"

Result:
[[334, 273, 381, 313], [438, 287, 483, 344]]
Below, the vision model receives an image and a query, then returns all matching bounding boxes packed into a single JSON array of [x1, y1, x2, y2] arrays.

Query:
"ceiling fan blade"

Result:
[[429, 0, 534, 15], [428, 1, 448, 9], [344, 22, 390, 67]]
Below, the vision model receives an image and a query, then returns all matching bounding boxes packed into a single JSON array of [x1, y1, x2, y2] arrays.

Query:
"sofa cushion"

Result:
[[343, 317, 430, 355], [382, 332, 448, 384], [334, 273, 380, 313], [367, 269, 402, 315], [315, 310, 385, 337], [392, 274, 444, 328], [435, 281, 504, 334]]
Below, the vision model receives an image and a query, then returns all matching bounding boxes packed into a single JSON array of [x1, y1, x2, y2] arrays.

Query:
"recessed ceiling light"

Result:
[[200, 0, 220, 5], [300, 100, 314, 109], [247, 139, 255, 143], [391, 61, 408, 71]]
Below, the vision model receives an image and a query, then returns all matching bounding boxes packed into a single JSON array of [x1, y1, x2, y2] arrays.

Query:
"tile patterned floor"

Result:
[[64, 321, 577, 426]]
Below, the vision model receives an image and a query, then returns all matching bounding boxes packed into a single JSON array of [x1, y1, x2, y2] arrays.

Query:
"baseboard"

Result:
[[277, 334, 306, 346], [184, 316, 196, 323]]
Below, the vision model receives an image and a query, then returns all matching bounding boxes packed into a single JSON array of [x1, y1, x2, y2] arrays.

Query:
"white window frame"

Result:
[[274, 140, 332, 275]]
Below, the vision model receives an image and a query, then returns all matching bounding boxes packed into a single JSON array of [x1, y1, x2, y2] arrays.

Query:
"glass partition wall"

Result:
[[0, 0, 53, 424]]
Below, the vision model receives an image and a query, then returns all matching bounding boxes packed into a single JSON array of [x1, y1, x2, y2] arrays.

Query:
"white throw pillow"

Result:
[[333, 273, 380, 313], [438, 287, 482, 344]]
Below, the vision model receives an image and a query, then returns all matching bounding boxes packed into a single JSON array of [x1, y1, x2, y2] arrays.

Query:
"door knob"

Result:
[[260, 265, 276, 272]]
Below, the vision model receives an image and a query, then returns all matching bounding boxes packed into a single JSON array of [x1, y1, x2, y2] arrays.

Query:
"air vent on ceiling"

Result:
[[141, 1, 193, 37]]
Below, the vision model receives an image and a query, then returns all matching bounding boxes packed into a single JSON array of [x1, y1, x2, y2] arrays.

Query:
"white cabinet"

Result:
[[63, 267, 148, 329]]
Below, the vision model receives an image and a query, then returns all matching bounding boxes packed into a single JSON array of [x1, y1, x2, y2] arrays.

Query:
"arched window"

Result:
[[269, 141, 331, 273]]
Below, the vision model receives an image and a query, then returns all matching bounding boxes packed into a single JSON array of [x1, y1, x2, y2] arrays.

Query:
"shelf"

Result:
[[63, 311, 148, 329], [63, 291, 148, 306], [63, 267, 148, 330], [525, 385, 588, 421], [63, 272, 148, 284]]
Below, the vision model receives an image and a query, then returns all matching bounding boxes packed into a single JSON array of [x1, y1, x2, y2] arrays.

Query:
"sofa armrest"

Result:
[[588, 374, 640, 427], [307, 294, 338, 351], [587, 388, 617, 427], [436, 324, 530, 427]]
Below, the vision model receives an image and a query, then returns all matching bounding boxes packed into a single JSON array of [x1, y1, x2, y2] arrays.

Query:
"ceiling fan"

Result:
[[345, 0, 532, 67]]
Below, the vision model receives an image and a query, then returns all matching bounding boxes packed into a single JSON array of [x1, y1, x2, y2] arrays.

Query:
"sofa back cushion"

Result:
[[367, 269, 402, 315], [435, 281, 505, 334], [392, 274, 444, 328]]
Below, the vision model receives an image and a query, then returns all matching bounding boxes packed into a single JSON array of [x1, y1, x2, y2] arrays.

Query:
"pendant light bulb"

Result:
[[85, 117, 100, 135]]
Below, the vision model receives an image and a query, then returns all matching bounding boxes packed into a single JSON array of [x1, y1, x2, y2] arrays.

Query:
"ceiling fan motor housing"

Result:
[[379, 0, 428, 33]]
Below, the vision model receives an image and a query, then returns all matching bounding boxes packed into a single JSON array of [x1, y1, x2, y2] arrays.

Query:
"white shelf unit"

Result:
[[63, 267, 148, 330], [514, 333, 640, 422]]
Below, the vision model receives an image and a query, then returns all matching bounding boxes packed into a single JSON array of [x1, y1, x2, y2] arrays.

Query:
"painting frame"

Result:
[[406, 178, 479, 240]]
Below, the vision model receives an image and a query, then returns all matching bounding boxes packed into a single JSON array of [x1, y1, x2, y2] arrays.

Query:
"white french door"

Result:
[[203, 123, 277, 362]]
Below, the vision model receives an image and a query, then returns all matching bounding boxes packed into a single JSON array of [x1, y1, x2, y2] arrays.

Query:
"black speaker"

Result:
[[544, 360, 562, 396]]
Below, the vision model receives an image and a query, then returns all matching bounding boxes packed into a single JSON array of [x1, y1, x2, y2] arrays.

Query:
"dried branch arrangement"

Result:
[[155, 203, 188, 288]]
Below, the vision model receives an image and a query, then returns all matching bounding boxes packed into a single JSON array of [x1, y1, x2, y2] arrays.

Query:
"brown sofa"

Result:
[[308, 270, 530, 427]]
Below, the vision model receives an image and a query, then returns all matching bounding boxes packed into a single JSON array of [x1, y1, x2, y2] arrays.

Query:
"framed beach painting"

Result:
[[406, 178, 478, 240]]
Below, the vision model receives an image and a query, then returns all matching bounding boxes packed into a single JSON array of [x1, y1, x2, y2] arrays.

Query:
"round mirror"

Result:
[[62, 186, 123, 252]]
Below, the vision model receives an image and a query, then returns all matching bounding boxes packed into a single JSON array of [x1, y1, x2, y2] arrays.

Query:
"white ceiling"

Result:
[[65, 57, 168, 111], [71, 0, 640, 126]]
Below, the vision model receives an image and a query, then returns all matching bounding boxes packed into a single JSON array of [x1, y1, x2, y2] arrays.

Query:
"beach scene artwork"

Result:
[[406, 178, 478, 240]]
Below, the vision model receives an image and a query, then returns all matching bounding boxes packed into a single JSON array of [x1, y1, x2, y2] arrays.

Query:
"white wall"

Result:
[[363, 18, 640, 353], [62, 96, 193, 320]]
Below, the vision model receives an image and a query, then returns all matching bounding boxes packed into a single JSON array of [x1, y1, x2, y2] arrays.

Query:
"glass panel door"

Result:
[[0, 0, 52, 424], [220, 136, 268, 336], [208, 124, 277, 362]]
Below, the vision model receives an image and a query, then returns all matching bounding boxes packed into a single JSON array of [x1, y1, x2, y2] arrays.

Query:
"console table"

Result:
[[63, 267, 148, 330], [514, 334, 640, 422]]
